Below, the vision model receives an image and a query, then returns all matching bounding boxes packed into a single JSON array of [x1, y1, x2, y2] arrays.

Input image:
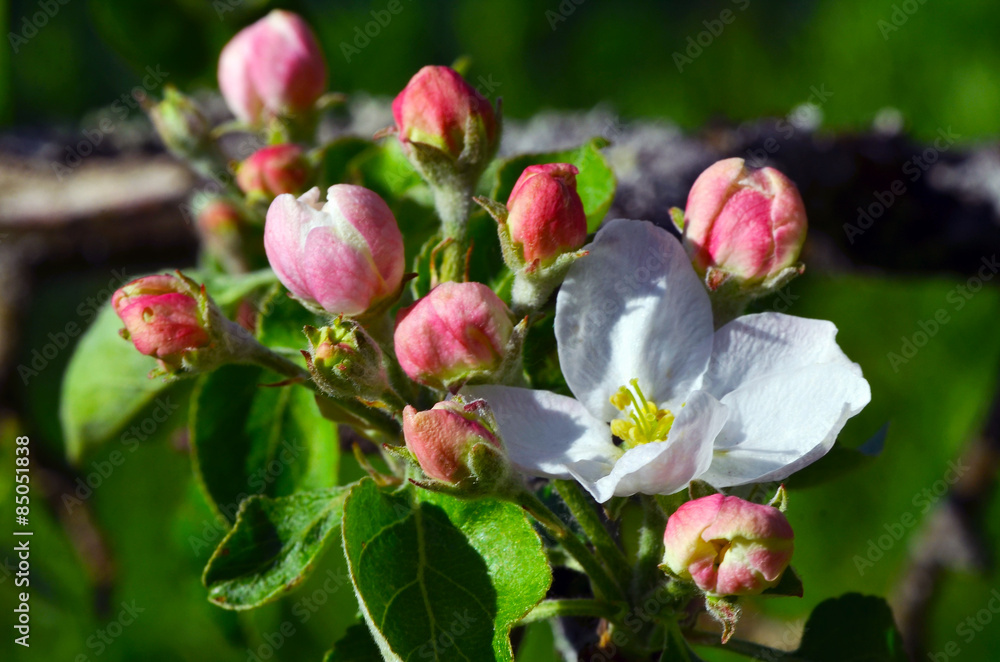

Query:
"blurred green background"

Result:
[[3, 0, 1000, 660], [5, 0, 1000, 140]]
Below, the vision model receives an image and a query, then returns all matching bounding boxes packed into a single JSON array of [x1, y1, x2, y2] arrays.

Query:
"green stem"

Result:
[[432, 179, 475, 284], [520, 599, 621, 625], [553, 480, 631, 588], [633, 495, 668, 601], [514, 490, 627, 604]]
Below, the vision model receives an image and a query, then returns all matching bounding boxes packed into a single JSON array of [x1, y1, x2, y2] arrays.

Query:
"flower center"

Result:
[[609, 379, 675, 449]]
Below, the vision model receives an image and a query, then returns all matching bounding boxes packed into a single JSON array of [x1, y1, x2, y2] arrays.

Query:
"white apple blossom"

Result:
[[466, 219, 870, 502]]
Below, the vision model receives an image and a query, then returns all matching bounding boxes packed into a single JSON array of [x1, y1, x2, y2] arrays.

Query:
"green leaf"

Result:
[[202, 487, 349, 609], [794, 593, 907, 661], [341, 479, 552, 661], [492, 137, 616, 232], [255, 284, 325, 356], [323, 623, 383, 662], [190, 364, 339, 522], [59, 301, 178, 462]]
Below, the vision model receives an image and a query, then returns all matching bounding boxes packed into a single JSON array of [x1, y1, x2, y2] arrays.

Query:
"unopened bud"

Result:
[[402, 399, 503, 484], [394, 282, 514, 391], [506, 163, 587, 265], [112, 274, 212, 374], [303, 320, 390, 402], [662, 494, 793, 597], [148, 86, 211, 157], [682, 158, 807, 286], [218, 10, 327, 125], [237, 144, 311, 198], [264, 185, 405, 316]]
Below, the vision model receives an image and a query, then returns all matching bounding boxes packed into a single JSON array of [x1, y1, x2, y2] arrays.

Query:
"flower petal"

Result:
[[590, 390, 728, 502], [700, 363, 871, 487], [462, 386, 620, 489], [556, 219, 714, 420], [703, 313, 862, 397]]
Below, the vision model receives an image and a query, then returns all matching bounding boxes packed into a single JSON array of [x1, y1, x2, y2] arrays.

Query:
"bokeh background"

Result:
[[2, 0, 1000, 660]]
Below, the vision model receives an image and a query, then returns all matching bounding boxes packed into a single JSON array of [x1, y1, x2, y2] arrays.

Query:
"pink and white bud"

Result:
[[218, 10, 327, 125], [403, 401, 502, 483], [506, 163, 587, 265], [394, 282, 514, 391], [663, 494, 793, 597], [237, 144, 311, 197], [392, 65, 497, 161], [264, 185, 405, 316], [683, 158, 807, 283], [112, 275, 210, 362]]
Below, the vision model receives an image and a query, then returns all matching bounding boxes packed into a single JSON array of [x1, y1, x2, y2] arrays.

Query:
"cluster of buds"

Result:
[[661, 492, 795, 641], [397, 397, 511, 497], [677, 158, 807, 315], [237, 144, 312, 200], [217, 10, 328, 126], [475, 163, 589, 314], [302, 319, 397, 407], [394, 282, 525, 392], [264, 184, 405, 318], [112, 273, 258, 379]]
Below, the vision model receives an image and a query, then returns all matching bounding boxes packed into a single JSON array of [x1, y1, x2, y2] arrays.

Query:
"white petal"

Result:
[[590, 391, 728, 502], [700, 363, 871, 487], [462, 386, 620, 489], [555, 219, 714, 420], [704, 313, 862, 397]]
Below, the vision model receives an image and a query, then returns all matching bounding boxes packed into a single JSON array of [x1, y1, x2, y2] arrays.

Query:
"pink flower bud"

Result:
[[112, 275, 210, 361], [218, 10, 327, 125], [264, 185, 405, 316], [662, 494, 793, 597], [683, 158, 807, 282], [506, 163, 587, 264], [197, 199, 243, 236], [394, 282, 514, 390], [402, 401, 501, 483], [237, 144, 311, 197], [392, 65, 497, 161]]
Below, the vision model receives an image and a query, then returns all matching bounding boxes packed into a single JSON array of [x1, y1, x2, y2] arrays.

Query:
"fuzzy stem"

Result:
[[553, 480, 632, 589], [514, 489, 628, 604], [633, 495, 668, 601]]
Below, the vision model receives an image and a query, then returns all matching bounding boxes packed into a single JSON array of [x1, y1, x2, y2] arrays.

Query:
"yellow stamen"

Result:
[[608, 380, 675, 449]]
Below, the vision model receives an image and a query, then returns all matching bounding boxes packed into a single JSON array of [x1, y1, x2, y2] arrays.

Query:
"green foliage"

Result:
[[202, 487, 350, 609], [189, 364, 339, 522], [341, 479, 552, 661], [59, 301, 178, 462], [794, 593, 907, 661], [492, 138, 616, 233], [324, 623, 383, 662]]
